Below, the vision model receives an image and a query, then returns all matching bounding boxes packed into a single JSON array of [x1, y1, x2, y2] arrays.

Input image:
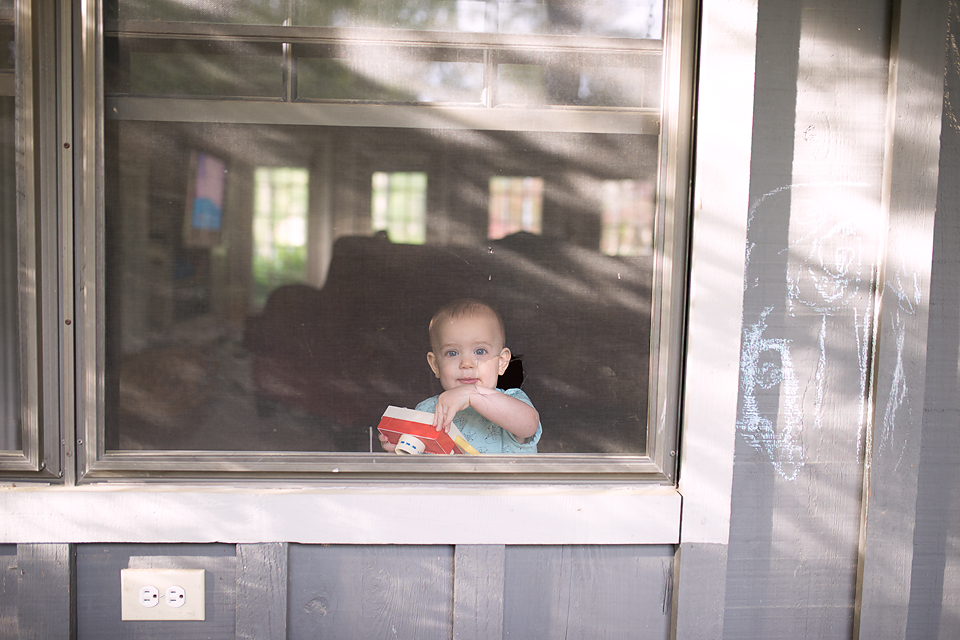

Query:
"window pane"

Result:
[[293, 0, 663, 40], [106, 40, 284, 99], [497, 54, 659, 108], [104, 121, 656, 454], [296, 45, 484, 104], [0, 0, 19, 451], [111, 0, 288, 24], [112, 0, 663, 39]]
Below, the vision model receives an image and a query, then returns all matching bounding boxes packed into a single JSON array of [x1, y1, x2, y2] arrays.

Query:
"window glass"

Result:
[[297, 46, 484, 104], [110, 0, 663, 40], [294, 0, 663, 40], [0, 0, 19, 451], [99, 0, 680, 463]]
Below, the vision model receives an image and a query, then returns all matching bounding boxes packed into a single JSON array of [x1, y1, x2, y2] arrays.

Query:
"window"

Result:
[[0, 0, 59, 478], [72, 0, 695, 479], [371, 171, 427, 244], [253, 167, 310, 307], [488, 176, 543, 239], [600, 179, 655, 256]]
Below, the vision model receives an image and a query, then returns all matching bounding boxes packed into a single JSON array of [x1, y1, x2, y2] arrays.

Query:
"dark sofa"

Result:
[[243, 232, 652, 453]]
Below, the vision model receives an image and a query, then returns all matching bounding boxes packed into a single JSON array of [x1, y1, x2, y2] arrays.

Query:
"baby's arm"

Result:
[[433, 385, 539, 441]]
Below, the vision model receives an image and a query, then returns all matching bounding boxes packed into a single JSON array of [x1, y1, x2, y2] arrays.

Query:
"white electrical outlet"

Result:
[[120, 569, 206, 621]]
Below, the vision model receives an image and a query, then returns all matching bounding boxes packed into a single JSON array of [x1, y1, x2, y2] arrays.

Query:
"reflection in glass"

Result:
[[497, 53, 657, 108], [112, 0, 663, 39], [296, 47, 483, 104], [294, 0, 663, 39], [119, 46, 283, 99]]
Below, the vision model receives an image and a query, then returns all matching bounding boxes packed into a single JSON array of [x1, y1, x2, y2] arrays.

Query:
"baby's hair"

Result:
[[428, 299, 506, 351]]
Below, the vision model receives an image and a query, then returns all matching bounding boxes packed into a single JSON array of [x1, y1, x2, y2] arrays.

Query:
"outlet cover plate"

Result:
[[120, 569, 206, 621]]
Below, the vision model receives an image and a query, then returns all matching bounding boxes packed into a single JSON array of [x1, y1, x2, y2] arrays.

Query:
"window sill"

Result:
[[0, 483, 680, 545]]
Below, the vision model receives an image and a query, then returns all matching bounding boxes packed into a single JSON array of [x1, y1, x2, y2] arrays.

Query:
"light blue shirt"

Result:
[[415, 388, 542, 454]]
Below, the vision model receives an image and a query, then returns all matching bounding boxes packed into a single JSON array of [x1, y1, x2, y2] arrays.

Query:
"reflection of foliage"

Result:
[[111, 0, 286, 24], [130, 51, 282, 98], [252, 246, 306, 308], [298, 58, 414, 102]]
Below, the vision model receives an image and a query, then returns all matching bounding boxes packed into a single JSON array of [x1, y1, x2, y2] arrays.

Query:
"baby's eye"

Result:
[[444, 350, 459, 358], [474, 348, 487, 356]]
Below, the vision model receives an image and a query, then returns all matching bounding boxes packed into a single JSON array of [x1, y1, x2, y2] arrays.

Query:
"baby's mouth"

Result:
[[458, 377, 479, 385]]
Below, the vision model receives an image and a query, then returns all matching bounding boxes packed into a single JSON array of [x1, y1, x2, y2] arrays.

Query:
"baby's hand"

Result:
[[378, 431, 397, 453], [433, 386, 475, 432]]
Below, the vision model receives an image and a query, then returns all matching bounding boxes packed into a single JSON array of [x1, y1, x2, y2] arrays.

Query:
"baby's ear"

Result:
[[426, 351, 440, 378], [497, 347, 512, 375]]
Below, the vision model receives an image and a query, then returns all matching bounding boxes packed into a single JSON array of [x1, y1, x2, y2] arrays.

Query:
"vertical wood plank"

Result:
[[671, 543, 726, 640], [905, 2, 960, 638], [453, 544, 504, 640], [0, 546, 18, 638], [17, 543, 75, 640], [856, 0, 952, 636], [503, 545, 673, 640], [236, 543, 288, 640], [287, 544, 454, 640]]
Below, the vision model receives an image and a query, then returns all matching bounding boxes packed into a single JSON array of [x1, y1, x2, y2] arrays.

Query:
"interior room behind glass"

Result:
[[102, 0, 664, 455]]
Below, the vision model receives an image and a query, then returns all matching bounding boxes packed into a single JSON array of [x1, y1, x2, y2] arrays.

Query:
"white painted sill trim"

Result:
[[0, 484, 681, 545]]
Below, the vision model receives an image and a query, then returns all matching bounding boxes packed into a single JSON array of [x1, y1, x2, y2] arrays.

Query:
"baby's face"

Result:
[[427, 314, 510, 391]]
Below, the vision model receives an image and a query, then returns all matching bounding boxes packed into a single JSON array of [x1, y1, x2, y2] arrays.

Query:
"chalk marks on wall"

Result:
[[738, 307, 805, 480], [737, 181, 877, 479]]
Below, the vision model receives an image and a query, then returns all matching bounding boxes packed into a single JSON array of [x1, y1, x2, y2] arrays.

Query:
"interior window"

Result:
[[488, 176, 543, 239], [371, 171, 428, 244], [253, 166, 310, 308], [600, 179, 655, 256]]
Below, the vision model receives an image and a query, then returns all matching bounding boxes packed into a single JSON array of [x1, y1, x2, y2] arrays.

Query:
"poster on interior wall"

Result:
[[183, 151, 227, 248]]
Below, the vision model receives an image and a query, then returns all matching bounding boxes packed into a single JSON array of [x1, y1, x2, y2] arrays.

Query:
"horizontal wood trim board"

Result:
[[0, 485, 680, 545]]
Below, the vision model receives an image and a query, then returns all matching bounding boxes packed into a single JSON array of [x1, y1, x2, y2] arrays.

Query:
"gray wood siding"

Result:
[[287, 544, 456, 640], [503, 545, 674, 640], [905, 1, 960, 637], [722, 0, 896, 636], [76, 544, 237, 639], [33, 543, 678, 639]]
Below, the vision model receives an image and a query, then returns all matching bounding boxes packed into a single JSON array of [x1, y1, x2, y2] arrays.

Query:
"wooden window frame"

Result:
[[64, 0, 698, 484]]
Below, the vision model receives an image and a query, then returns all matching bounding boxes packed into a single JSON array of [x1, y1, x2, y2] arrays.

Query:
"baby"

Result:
[[380, 299, 542, 454]]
